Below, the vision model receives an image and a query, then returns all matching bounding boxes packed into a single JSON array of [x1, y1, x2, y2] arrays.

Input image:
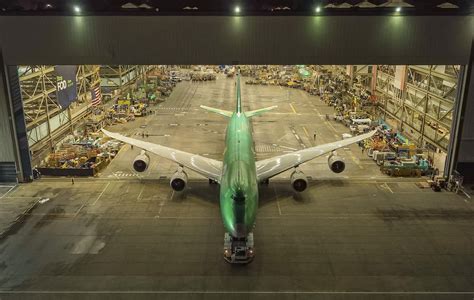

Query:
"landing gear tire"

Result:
[[209, 179, 218, 184]]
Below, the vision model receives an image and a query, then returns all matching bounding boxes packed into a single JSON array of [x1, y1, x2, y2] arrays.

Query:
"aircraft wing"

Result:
[[255, 130, 376, 181], [102, 129, 223, 182]]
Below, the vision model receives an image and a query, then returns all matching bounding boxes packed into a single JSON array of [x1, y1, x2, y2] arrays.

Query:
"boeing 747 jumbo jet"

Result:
[[102, 75, 376, 264]]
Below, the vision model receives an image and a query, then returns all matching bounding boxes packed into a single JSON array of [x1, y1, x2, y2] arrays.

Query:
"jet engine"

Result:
[[132, 150, 150, 172], [170, 170, 188, 191], [328, 153, 345, 173], [290, 170, 308, 192]]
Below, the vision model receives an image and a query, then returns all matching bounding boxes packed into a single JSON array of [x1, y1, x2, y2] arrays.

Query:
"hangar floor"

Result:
[[0, 76, 472, 299]]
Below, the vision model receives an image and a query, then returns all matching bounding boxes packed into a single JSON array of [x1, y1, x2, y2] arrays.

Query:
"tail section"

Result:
[[245, 105, 278, 118], [200, 105, 233, 117], [236, 74, 242, 113], [201, 74, 277, 118]]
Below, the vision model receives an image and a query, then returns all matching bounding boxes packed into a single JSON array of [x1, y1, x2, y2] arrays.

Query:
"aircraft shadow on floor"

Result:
[[143, 177, 353, 207]]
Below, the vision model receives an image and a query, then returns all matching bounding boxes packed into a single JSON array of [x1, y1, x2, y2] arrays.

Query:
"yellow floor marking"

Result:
[[289, 103, 297, 114], [325, 120, 338, 133], [302, 126, 310, 139], [350, 153, 364, 169], [383, 182, 394, 193]]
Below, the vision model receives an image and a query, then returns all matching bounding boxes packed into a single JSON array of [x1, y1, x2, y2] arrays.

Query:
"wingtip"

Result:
[[101, 128, 112, 136]]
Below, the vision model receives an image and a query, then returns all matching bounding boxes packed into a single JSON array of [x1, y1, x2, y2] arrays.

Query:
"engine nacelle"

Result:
[[328, 154, 345, 173], [170, 170, 188, 191], [132, 151, 150, 172], [290, 170, 308, 192]]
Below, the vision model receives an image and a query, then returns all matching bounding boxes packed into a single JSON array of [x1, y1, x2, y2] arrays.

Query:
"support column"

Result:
[[452, 41, 474, 182], [0, 52, 19, 182], [5, 65, 32, 182]]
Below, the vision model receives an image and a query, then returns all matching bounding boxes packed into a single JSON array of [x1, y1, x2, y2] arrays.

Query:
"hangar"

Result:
[[0, 0, 473, 297]]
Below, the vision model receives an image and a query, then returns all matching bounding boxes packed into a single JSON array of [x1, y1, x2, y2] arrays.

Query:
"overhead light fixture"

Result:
[[437, 2, 459, 8], [355, 1, 377, 8], [73, 5, 81, 13], [315, 6, 321, 13], [337, 2, 353, 8], [138, 3, 152, 9], [395, 6, 401, 12], [45, 3, 52, 8], [121, 3, 138, 9], [379, 0, 413, 8], [234, 6, 240, 13]]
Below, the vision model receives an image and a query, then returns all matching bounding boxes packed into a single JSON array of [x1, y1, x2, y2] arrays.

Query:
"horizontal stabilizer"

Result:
[[244, 105, 278, 117], [200, 105, 233, 117]]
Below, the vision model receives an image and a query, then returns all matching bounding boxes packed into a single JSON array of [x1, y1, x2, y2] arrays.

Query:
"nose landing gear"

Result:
[[223, 232, 254, 264]]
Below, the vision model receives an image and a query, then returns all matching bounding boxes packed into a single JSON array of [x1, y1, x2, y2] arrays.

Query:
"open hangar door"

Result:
[[0, 16, 472, 184], [1, 64, 468, 185]]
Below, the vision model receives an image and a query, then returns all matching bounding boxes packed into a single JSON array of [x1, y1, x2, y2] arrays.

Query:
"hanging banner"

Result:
[[55, 65, 77, 109]]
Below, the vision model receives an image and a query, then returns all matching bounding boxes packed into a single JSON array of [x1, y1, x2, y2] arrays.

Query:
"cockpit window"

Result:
[[232, 190, 245, 203]]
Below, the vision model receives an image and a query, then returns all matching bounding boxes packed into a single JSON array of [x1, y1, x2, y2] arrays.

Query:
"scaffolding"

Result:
[[18, 65, 101, 164], [19, 64, 156, 165], [99, 65, 154, 99], [375, 65, 459, 153]]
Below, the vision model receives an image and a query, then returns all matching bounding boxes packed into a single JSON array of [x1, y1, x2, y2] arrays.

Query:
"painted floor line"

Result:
[[91, 182, 110, 206], [0, 186, 17, 199], [289, 103, 297, 114], [137, 185, 145, 200], [0, 291, 472, 295]]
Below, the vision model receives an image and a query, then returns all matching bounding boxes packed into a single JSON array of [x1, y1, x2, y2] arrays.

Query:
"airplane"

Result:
[[102, 74, 376, 263]]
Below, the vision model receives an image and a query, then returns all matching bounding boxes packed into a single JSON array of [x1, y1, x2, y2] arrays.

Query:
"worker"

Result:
[[71, 177, 74, 185], [33, 167, 41, 179], [313, 131, 317, 141]]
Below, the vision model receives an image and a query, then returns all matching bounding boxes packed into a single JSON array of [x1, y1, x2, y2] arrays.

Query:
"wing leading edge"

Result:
[[102, 129, 222, 182], [255, 130, 377, 181]]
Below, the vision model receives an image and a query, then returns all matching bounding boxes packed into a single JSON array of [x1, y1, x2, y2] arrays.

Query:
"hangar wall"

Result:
[[0, 58, 19, 182], [0, 66, 15, 162], [0, 16, 472, 65], [456, 53, 474, 182]]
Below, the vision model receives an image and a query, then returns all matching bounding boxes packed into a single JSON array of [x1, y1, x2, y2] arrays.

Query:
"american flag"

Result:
[[91, 85, 102, 107]]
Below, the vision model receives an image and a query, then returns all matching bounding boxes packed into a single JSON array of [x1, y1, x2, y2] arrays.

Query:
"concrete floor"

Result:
[[0, 76, 473, 299]]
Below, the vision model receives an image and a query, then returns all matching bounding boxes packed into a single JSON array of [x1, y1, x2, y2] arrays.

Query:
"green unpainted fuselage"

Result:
[[220, 76, 258, 238]]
